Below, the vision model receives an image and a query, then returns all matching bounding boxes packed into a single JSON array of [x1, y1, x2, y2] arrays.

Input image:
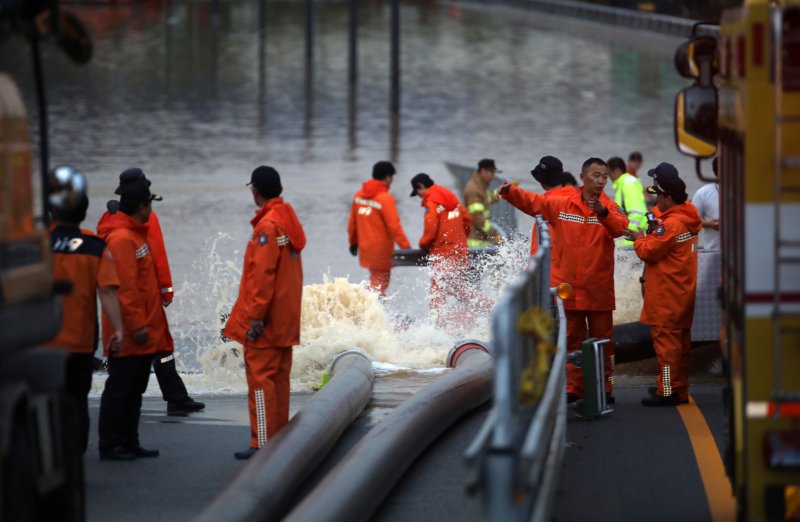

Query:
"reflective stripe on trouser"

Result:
[[565, 310, 615, 396], [153, 350, 189, 403], [369, 269, 391, 297], [244, 346, 293, 448], [651, 325, 691, 400]]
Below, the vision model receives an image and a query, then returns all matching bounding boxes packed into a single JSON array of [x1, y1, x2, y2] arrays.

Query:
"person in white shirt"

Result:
[[692, 157, 720, 250]]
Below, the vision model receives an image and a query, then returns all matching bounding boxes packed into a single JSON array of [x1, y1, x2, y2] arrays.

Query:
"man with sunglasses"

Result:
[[623, 162, 702, 406]]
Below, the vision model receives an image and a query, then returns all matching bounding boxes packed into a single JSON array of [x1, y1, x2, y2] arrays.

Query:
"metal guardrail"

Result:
[[464, 216, 567, 522]]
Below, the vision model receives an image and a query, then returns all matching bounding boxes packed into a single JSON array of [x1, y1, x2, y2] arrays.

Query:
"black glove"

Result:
[[349, 244, 358, 256]]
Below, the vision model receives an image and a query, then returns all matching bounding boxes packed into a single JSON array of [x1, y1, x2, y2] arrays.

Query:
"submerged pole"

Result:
[[284, 342, 493, 522], [389, 0, 400, 114], [193, 350, 374, 522]]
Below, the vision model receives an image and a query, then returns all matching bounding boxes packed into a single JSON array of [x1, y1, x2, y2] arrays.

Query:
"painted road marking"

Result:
[[678, 394, 736, 522]]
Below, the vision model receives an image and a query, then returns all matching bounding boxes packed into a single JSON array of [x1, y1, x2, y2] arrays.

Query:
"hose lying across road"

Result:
[[283, 343, 494, 522], [193, 350, 374, 522]]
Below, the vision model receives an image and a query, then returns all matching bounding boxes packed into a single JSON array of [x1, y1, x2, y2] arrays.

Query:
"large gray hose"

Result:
[[284, 342, 494, 522], [192, 350, 374, 522]]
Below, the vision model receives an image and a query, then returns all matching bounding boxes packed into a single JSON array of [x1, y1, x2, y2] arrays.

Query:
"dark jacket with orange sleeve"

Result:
[[44, 224, 120, 353], [634, 202, 702, 329], [97, 212, 168, 357], [347, 179, 410, 271], [419, 184, 472, 268], [502, 184, 629, 311], [224, 197, 306, 349]]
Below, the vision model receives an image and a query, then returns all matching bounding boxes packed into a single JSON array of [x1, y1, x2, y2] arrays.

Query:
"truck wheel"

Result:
[[39, 396, 85, 522], [1, 406, 35, 522]]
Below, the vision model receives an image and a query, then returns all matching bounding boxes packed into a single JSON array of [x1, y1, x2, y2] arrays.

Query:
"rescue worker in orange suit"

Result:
[[527, 157, 577, 288], [409, 173, 481, 314], [97, 182, 167, 460], [499, 158, 629, 403], [623, 162, 701, 406], [224, 166, 306, 460], [347, 161, 411, 296], [99, 168, 205, 416], [44, 188, 124, 454]]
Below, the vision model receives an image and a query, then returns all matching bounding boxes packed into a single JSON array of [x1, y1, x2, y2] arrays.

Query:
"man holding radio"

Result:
[[623, 162, 702, 406]]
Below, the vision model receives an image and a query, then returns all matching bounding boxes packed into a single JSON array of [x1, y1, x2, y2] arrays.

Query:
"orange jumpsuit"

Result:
[[97, 212, 168, 358], [418, 184, 474, 311], [347, 179, 410, 296], [529, 185, 577, 287], [224, 197, 306, 448], [502, 185, 629, 395], [634, 202, 701, 401], [98, 209, 175, 350]]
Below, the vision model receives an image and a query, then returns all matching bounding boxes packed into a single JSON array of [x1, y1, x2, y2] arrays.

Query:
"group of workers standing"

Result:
[[498, 155, 707, 407], [45, 151, 716, 463]]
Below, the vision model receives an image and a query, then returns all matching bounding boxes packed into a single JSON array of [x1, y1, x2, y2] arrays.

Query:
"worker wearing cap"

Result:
[[623, 162, 701, 406], [499, 158, 629, 403], [608, 156, 647, 249], [347, 161, 411, 296], [463, 158, 504, 248], [527, 157, 577, 288], [410, 173, 475, 313], [224, 166, 306, 460], [44, 187, 124, 454], [96, 182, 166, 460], [98, 168, 204, 416]]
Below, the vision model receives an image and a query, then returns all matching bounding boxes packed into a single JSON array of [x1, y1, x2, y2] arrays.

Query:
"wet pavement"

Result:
[[84, 378, 727, 522]]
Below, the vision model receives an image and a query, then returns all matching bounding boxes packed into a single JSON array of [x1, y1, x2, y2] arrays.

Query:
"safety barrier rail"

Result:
[[464, 216, 568, 522]]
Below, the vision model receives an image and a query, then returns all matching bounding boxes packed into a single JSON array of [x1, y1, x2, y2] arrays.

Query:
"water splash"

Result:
[[91, 233, 645, 397]]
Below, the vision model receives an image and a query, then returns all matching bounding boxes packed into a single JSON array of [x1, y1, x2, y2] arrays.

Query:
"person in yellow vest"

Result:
[[608, 156, 647, 249], [463, 158, 504, 248]]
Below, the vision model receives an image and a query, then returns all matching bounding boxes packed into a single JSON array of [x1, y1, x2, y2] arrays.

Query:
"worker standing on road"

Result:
[[44, 185, 124, 454], [608, 156, 647, 249], [499, 158, 629, 403], [410, 173, 476, 314], [99, 168, 205, 416], [347, 161, 411, 296], [623, 163, 701, 406], [224, 166, 306, 460], [97, 182, 166, 461], [463, 158, 504, 248]]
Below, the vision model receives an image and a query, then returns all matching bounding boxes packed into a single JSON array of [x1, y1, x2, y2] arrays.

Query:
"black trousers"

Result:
[[98, 354, 153, 451], [152, 351, 189, 403], [64, 352, 95, 453]]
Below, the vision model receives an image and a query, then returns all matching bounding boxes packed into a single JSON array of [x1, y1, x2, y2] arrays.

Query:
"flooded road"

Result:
[[3, 0, 698, 392]]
